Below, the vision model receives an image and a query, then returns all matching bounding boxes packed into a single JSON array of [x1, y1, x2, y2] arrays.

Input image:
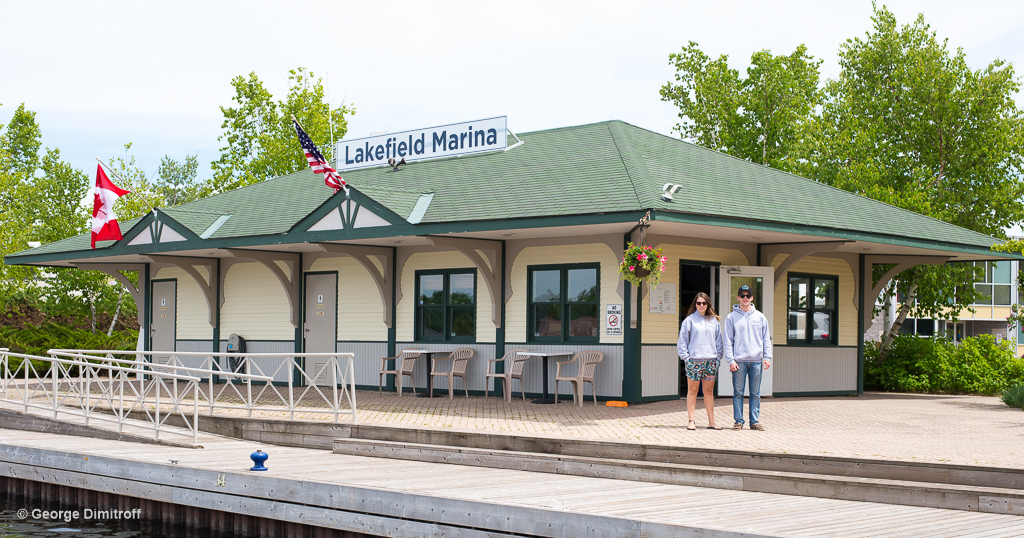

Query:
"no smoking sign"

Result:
[[606, 304, 623, 336]]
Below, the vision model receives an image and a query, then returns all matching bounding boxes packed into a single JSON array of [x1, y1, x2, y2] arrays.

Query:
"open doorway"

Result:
[[678, 261, 717, 397]]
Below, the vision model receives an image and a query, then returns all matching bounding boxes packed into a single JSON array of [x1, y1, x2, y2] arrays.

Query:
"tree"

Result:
[[661, 6, 1024, 358], [811, 6, 1024, 356], [155, 153, 208, 206], [211, 68, 355, 193], [660, 42, 822, 171]]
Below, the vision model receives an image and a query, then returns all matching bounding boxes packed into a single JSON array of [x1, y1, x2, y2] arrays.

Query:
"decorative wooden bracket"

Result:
[[305, 243, 395, 328], [426, 236, 503, 328], [146, 255, 218, 328], [760, 242, 851, 288], [71, 263, 149, 318], [224, 249, 302, 328], [861, 255, 951, 328]]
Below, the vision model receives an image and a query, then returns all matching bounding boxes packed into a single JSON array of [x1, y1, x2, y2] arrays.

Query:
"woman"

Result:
[[677, 292, 723, 430]]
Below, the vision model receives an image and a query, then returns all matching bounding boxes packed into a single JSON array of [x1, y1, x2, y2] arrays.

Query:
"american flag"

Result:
[[292, 117, 346, 193]]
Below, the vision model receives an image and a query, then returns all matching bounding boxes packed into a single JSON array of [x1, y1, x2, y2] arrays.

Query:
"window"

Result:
[[528, 264, 599, 342], [974, 261, 1011, 306], [899, 318, 936, 337], [415, 269, 476, 342], [787, 273, 838, 346]]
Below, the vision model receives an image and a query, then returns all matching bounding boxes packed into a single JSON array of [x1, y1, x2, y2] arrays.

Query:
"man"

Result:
[[723, 284, 772, 431]]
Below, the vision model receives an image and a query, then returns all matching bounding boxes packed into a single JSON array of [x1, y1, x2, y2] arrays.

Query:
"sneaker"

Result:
[[750, 423, 765, 431], [732, 423, 743, 430]]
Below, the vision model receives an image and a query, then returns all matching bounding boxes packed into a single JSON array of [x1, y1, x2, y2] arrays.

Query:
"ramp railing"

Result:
[[0, 349, 208, 444], [49, 350, 358, 423], [0, 349, 358, 445]]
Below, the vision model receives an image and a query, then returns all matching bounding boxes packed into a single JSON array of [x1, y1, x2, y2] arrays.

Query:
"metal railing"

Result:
[[0, 349, 358, 445]]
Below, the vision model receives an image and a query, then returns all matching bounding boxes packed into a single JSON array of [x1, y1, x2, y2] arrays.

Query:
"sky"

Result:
[[2, 0, 1023, 181]]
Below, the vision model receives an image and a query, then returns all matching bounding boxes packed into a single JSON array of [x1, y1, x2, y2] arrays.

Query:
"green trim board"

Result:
[[773, 391, 859, 398]]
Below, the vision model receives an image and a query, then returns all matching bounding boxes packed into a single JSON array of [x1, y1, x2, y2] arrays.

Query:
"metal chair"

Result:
[[484, 349, 530, 402], [430, 348, 474, 399], [555, 350, 604, 406], [379, 350, 420, 396]]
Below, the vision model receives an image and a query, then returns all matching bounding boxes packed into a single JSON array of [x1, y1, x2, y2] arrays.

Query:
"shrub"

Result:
[[865, 334, 1024, 396], [1003, 384, 1024, 410]]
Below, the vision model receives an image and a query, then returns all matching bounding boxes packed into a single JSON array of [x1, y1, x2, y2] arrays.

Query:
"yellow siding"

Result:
[[221, 262, 294, 340], [307, 257, 388, 341], [153, 267, 212, 340], [641, 243, 749, 344], [396, 251, 497, 343], [772, 255, 858, 346], [507, 243, 623, 344], [994, 306, 1012, 320]]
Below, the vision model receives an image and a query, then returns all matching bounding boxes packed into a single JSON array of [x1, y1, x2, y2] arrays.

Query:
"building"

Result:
[[4, 120, 1016, 401]]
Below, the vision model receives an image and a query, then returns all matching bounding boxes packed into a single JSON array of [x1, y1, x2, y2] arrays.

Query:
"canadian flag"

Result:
[[91, 164, 130, 248]]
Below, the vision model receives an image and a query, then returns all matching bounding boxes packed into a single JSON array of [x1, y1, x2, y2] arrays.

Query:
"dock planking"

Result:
[[1, 427, 1023, 537]]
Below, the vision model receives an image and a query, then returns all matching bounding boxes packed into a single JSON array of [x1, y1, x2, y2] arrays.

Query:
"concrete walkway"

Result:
[[335, 391, 1024, 469]]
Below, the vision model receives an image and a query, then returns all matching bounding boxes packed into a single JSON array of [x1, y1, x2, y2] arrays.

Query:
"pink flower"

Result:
[[639, 254, 647, 260], [629, 266, 635, 271]]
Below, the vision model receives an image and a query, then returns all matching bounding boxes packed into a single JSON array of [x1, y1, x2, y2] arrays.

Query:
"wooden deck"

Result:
[[1, 426, 1023, 537]]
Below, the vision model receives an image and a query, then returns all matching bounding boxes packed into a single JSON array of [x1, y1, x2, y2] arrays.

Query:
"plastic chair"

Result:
[[484, 349, 530, 402], [379, 350, 420, 396], [430, 348, 475, 399], [555, 350, 604, 406]]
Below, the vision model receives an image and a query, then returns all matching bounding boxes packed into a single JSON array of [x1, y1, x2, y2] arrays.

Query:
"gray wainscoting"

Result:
[[641, 346, 680, 398], [393, 343, 497, 394], [773, 346, 858, 394], [502, 344, 623, 399], [218, 340, 295, 383], [336, 342, 389, 388]]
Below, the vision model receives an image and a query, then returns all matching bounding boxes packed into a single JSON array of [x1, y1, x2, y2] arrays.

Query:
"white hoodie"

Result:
[[677, 311, 723, 362], [723, 304, 772, 366]]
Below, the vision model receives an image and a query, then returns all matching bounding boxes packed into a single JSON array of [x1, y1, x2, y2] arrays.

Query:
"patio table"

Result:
[[517, 351, 573, 404]]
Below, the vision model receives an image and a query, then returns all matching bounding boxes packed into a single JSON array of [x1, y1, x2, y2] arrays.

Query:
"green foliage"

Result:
[[155, 153, 209, 206], [660, 42, 822, 171], [211, 68, 355, 193], [0, 322, 137, 356], [1002, 383, 1024, 410], [662, 6, 1024, 345], [865, 335, 1024, 395]]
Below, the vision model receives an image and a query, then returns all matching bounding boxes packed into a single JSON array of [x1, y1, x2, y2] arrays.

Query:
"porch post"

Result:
[[494, 239, 506, 398], [622, 232, 642, 402], [858, 253, 866, 395], [212, 258, 220, 354]]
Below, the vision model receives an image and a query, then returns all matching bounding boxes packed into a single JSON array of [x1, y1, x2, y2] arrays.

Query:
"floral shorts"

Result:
[[684, 360, 719, 381]]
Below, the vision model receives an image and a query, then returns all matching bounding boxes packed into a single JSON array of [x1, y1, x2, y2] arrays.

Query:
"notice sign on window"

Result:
[[606, 304, 623, 336], [649, 286, 677, 314]]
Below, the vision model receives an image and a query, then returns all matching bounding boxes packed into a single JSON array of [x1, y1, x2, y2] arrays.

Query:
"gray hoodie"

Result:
[[723, 304, 772, 365], [677, 311, 723, 362]]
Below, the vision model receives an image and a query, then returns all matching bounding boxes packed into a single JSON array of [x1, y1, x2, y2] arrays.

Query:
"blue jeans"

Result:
[[732, 361, 763, 425]]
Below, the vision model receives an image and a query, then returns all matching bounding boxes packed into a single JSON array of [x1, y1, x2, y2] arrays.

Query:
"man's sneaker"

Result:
[[732, 423, 743, 430], [750, 423, 765, 431]]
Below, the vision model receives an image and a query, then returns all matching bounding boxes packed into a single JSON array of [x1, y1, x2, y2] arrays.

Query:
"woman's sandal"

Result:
[[707, 425, 722, 430], [687, 420, 697, 431]]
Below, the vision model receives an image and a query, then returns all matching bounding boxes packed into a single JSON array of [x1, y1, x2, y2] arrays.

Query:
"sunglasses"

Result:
[[695, 301, 707, 306], [738, 294, 752, 299]]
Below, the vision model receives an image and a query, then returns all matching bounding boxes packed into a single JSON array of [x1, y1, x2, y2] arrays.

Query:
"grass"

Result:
[[1001, 383, 1024, 410]]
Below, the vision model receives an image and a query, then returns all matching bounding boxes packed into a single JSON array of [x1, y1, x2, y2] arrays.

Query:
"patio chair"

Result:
[[484, 349, 530, 402], [555, 350, 604, 406], [379, 350, 420, 396], [430, 348, 475, 399]]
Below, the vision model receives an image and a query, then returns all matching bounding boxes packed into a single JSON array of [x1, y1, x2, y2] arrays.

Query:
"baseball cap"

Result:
[[738, 285, 752, 296]]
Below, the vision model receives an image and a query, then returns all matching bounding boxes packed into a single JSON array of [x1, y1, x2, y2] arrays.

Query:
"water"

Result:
[[0, 508, 166, 538]]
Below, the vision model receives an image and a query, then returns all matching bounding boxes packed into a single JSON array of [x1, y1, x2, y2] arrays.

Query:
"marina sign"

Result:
[[335, 116, 507, 171]]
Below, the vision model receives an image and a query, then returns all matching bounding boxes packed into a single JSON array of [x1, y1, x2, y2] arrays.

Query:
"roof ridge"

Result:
[[605, 122, 646, 209]]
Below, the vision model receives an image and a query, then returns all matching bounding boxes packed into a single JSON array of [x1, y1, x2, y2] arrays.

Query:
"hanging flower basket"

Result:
[[618, 242, 667, 288]]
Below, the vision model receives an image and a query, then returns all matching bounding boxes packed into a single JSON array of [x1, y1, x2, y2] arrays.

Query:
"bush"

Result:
[[0, 322, 138, 357], [865, 334, 1024, 396], [1003, 384, 1024, 410]]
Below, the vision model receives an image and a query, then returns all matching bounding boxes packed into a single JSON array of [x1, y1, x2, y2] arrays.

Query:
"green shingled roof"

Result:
[[5, 120, 1007, 262]]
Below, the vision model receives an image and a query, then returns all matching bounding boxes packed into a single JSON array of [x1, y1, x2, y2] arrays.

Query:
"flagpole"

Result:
[[327, 72, 335, 165], [95, 156, 128, 183]]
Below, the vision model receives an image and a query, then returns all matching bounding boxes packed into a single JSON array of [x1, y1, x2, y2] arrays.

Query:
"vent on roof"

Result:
[[200, 215, 231, 239], [407, 194, 434, 224], [662, 183, 682, 201]]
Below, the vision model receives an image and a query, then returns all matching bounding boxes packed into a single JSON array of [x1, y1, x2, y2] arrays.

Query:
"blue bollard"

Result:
[[250, 449, 268, 471]]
